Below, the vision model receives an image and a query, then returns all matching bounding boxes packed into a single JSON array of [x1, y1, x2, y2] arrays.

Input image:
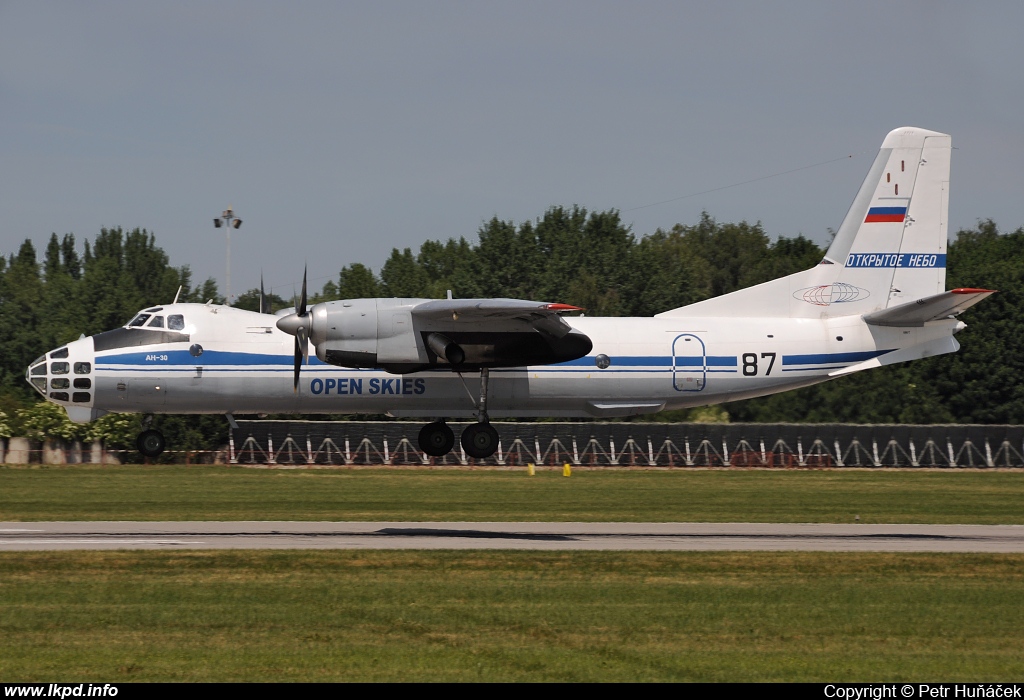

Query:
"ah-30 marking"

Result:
[[27, 127, 994, 459]]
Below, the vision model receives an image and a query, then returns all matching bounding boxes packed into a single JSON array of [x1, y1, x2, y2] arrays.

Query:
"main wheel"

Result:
[[136, 429, 166, 458], [418, 421, 455, 457], [461, 423, 500, 460]]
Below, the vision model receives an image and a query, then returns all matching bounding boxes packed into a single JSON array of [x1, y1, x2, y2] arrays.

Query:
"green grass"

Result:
[[1, 550, 1022, 681], [1, 465, 1023, 522]]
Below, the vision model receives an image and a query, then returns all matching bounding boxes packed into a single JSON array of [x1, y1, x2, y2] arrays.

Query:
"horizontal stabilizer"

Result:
[[863, 288, 996, 327]]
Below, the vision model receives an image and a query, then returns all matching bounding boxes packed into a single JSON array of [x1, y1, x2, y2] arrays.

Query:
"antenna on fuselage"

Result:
[[172, 285, 182, 304]]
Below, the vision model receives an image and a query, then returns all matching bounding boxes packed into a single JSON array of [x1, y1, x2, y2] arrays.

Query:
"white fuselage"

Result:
[[40, 303, 957, 421]]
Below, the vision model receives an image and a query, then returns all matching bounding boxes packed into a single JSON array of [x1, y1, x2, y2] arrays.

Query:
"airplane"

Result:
[[26, 126, 994, 460]]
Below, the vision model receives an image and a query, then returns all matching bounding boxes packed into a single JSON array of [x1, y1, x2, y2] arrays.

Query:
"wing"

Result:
[[412, 299, 582, 338], [407, 298, 591, 371]]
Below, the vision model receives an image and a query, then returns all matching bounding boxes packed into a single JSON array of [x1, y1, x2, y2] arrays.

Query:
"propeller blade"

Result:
[[260, 273, 268, 315], [298, 266, 308, 317], [283, 266, 311, 392], [292, 325, 310, 392]]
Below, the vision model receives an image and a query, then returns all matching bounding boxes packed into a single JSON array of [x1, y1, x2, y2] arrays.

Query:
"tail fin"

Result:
[[657, 126, 951, 319]]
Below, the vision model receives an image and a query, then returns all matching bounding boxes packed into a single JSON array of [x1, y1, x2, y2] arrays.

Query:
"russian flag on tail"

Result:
[[864, 206, 907, 223]]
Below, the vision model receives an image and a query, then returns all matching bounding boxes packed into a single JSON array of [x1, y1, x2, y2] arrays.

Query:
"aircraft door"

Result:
[[672, 333, 706, 392]]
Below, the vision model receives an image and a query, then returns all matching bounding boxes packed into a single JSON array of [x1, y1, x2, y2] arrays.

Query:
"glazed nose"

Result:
[[26, 354, 48, 396]]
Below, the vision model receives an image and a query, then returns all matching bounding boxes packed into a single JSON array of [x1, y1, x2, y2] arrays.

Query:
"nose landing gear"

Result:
[[136, 429, 166, 458]]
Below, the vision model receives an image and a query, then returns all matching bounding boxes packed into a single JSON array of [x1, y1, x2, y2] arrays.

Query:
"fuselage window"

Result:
[[74, 378, 91, 389], [148, 316, 165, 328], [128, 314, 152, 327], [74, 362, 91, 374], [168, 315, 185, 331], [51, 362, 70, 375], [51, 378, 70, 389]]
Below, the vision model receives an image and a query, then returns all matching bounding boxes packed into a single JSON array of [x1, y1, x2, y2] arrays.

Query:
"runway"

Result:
[[2, 521, 1024, 551]]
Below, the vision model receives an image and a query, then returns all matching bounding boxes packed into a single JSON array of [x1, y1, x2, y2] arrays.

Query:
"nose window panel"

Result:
[[51, 378, 70, 389], [147, 316, 165, 328], [72, 392, 91, 403], [74, 378, 91, 389], [30, 364, 47, 376], [30, 378, 47, 393], [49, 392, 69, 402], [51, 362, 69, 374], [50, 347, 69, 359], [168, 314, 185, 331], [74, 362, 92, 374]]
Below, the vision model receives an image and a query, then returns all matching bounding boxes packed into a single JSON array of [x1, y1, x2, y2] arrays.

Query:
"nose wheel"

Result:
[[136, 429, 166, 459], [418, 421, 455, 457]]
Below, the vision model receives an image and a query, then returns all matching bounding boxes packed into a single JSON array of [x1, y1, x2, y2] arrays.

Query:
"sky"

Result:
[[2, 1, 1022, 303]]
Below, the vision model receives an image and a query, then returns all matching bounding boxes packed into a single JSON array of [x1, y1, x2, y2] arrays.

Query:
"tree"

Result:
[[233, 288, 289, 313], [380, 248, 429, 297], [0, 240, 44, 395], [337, 263, 381, 298]]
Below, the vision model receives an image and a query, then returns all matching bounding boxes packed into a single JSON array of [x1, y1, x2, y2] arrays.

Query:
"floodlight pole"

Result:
[[213, 206, 242, 304]]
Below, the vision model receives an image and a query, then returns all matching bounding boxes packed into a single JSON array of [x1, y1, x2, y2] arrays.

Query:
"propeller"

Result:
[[275, 266, 310, 391], [259, 273, 269, 315]]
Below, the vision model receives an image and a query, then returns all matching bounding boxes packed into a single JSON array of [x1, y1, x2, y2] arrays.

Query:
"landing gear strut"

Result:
[[461, 367, 499, 460], [136, 429, 166, 458]]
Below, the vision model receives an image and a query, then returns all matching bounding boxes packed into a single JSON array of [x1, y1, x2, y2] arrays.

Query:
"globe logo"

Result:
[[794, 283, 869, 306]]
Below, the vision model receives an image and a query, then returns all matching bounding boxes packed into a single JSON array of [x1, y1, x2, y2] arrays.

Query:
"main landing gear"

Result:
[[418, 421, 455, 457], [416, 368, 501, 460]]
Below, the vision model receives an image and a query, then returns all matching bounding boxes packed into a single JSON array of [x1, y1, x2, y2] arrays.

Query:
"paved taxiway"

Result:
[[1, 522, 1023, 551]]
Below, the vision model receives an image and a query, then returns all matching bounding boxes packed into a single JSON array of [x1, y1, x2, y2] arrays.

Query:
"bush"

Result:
[[85, 413, 141, 449], [16, 402, 84, 442]]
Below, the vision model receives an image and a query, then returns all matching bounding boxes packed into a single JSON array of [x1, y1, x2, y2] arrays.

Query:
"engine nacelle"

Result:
[[310, 298, 429, 369], [303, 296, 592, 374]]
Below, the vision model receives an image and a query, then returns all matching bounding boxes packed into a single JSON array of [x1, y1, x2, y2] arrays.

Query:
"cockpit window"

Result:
[[147, 316, 165, 328], [50, 347, 69, 359], [168, 314, 185, 331], [128, 313, 152, 327]]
